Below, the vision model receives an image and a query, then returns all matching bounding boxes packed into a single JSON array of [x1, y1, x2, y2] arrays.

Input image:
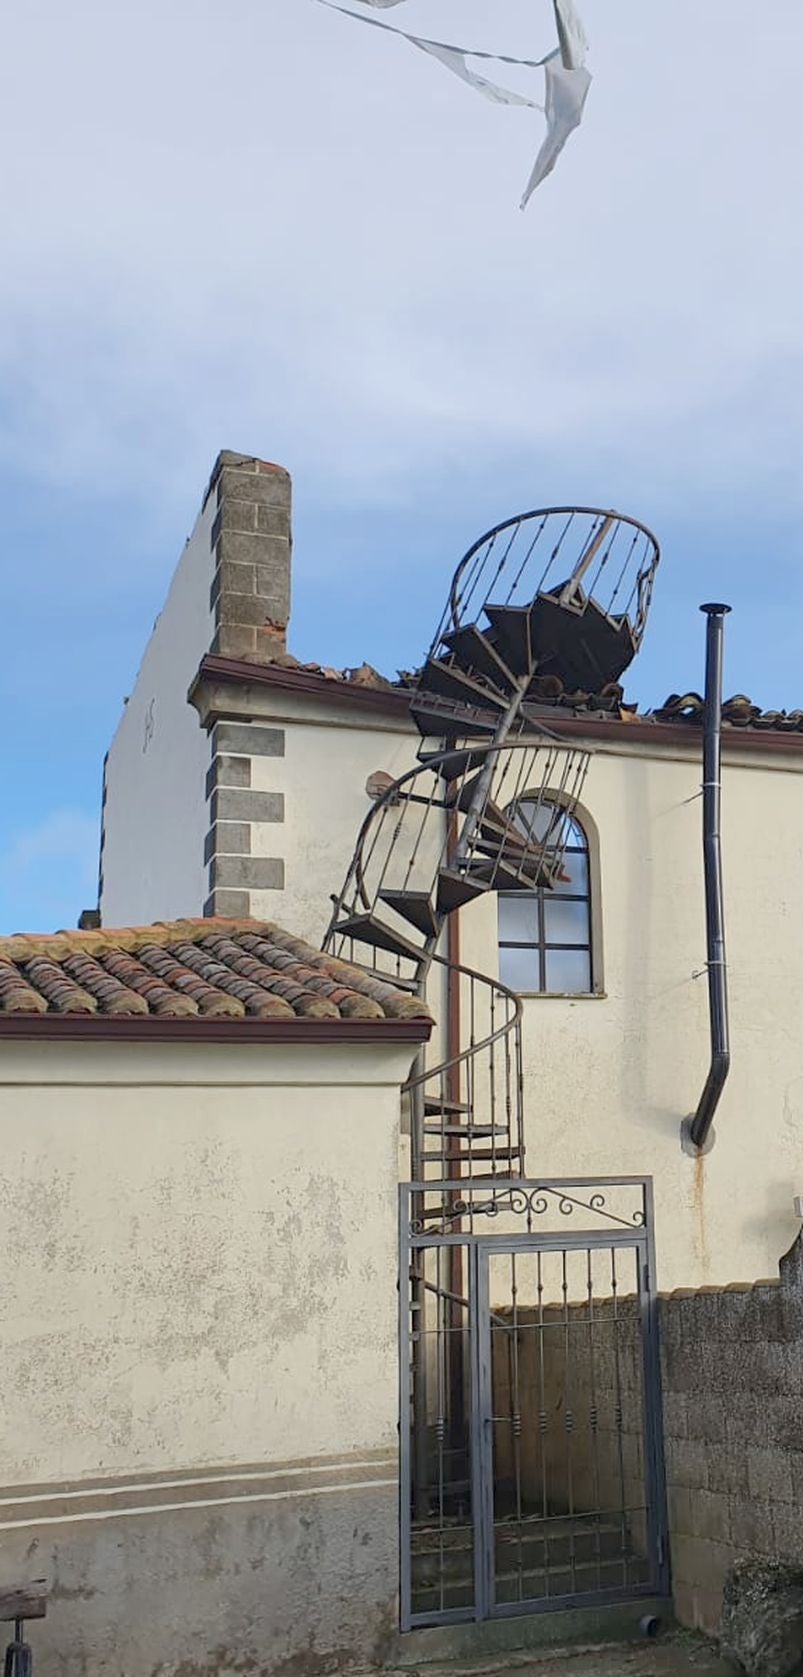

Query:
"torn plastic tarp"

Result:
[[553, 0, 589, 71], [520, 53, 591, 207], [316, 0, 591, 202], [412, 39, 542, 109]]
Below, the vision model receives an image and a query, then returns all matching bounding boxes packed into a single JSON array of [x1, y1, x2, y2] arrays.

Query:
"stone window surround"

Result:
[[203, 722, 285, 919]]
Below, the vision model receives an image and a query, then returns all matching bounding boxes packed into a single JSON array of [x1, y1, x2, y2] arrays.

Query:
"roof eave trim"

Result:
[[0, 1017, 433, 1045], [190, 658, 803, 753], [190, 655, 413, 719]]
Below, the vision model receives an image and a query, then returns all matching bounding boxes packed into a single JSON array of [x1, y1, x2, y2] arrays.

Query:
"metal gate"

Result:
[[400, 1177, 669, 1628]]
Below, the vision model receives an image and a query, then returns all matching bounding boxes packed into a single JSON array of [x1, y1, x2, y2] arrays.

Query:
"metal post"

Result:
[[683, 603, 731, 1155]]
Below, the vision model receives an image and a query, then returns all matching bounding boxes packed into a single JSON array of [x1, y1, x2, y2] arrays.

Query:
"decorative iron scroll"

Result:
[[409, 1177, 649, 1238]]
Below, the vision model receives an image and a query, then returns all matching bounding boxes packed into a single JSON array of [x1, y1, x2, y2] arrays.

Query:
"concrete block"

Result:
[[771, 1502, 803, 1562], [724, 1394, 773, 1448], [210, 856, 284, 891], [211, 624, 258, 659], [217, 463, 291, 510], [215, 531, 288, 571], [670, 1533, 733, 1596], [665, 1436, 711, 1490], [766, 1394, 803, 1454], [212, 500, 260, 539], [692, 1489, 730, 1544], [671, 1578, 697, 1631], [686, 1395, 728, 1445], [204, 889, 251, 917], [254, 548, 293, 590], [728, 1494, 776, 1559], [213, 723, 285, 759], [693, 1588, 726, 1637], [663, 1390, 688, 1440], [719, 1284, 783, 1344], [217, 591, 278, 629], [211, 790, 284, 825], [707, 1451, 750, 1499], [257, 504, 292, 537], [790, 1451, 803, 1508], [664, 1338, 707, 1395], [211, 559, 258, 602], [668, 1484, 695, 1536], [204, 823, 251, 863], [748, 1445, 797, 1507], [205, 756, 252, 799]]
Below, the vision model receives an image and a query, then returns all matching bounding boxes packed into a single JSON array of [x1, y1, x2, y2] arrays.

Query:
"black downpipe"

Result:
[[683, 603, 731, 1154]]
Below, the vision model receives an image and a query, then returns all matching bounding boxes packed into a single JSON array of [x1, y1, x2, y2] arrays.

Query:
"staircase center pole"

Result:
[[454, 675, 531, 866], [445, 784, 466, 1472]]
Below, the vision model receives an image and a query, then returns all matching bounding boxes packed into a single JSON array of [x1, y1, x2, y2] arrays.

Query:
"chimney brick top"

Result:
[[207, 449, 292, 665]]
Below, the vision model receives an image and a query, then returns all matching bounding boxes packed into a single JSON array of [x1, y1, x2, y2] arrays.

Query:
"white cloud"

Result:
[[1, 0, 803, 536]]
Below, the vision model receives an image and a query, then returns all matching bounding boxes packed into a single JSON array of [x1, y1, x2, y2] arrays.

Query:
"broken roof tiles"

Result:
[[652, 693, 803, 733], [0, 919, 431, 1024]]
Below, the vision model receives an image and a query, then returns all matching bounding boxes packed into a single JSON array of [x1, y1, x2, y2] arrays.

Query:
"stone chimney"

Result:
[[208, 451, 292, 662]]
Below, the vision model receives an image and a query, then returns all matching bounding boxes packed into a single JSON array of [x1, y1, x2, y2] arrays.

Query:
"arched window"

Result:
[[498, 799, 594, 995]]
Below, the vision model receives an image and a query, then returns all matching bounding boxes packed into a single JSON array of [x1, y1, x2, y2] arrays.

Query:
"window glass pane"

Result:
[[498, 894, 539, 944], [545, 948, 592, 994], [511, 799, 583, 858], [553, 850, 589, 896], [511, 799, 566, 845], [543, 897, 590, 945], [500, 945, 542, 992]]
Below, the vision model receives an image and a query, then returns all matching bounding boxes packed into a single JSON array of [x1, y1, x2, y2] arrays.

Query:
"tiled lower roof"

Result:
[[0, 919, 431, 1024]]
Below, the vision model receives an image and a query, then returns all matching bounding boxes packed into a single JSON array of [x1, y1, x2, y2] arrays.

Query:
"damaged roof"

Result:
[[0, 918, 432, 1040]]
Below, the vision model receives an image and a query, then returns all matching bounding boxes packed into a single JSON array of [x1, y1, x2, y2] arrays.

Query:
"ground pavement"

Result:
[[397, 1634, 733, 1677]]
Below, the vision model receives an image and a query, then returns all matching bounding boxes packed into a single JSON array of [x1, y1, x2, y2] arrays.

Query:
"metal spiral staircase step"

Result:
[[410, 690, 503, 739], [466, 858, 545, 892], [378, 889, 439, 940], [440, 623, 518, 694], [418, 746, 490, 780], [469, 837, 559, 885], [449, 777, 549, 859], [423, 1123, 507, 1136], [484, 604, 535, 677], [423, 1097, 473, 1116], [417, 656, 510, 713], [527, 591, 636, 691], [421, 1146, 521, 1162], [333, 913, 426, 964], [436, 868, 489, 915]]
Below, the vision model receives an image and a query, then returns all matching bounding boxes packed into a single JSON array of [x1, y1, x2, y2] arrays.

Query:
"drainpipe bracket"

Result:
[[680, 1116, 717, 1158]]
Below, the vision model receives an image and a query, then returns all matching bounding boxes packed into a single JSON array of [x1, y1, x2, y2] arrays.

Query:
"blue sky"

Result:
[[3, 0, 803, 933]]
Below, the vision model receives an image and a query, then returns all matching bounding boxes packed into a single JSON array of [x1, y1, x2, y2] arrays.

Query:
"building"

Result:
[[0, 917, 431, 1674], [99, 451, 803, 1294], [16, 446, 801, 1659]]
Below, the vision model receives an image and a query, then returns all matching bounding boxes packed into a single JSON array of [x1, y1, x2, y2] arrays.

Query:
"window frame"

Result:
[[497, 798, 602, 998]]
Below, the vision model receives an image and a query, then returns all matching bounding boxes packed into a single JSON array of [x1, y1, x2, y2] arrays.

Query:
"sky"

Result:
[[3, 0, 803, 933]]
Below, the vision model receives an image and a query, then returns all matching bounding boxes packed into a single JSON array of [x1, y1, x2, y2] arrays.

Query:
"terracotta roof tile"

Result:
[[0, 919, 432, 1027]]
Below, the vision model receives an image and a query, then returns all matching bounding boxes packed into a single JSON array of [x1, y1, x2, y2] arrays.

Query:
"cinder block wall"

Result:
[[660, 1233, 803, 1634]]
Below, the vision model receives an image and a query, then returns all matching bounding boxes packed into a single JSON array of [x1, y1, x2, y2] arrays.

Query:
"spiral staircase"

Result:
[[323, 505, 660, 1193], [323, 504, 661, 1605]]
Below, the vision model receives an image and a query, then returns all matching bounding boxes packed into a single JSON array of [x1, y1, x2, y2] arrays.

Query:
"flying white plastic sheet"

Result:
[[520, 53, 591, 206], [317, 0, 592, 203], [553, 0, 589, 71], [412, 40, 542, 110]]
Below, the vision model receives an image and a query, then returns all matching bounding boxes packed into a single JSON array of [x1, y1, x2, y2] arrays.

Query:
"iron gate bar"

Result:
[[400, 1178, 669, 1632]]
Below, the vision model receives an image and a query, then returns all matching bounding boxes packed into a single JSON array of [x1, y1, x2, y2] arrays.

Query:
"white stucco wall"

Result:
[[457, 733, 803, 1291], [0, 1035, 412, 1677], [0, 1038, 409, 1484], [100, 492, 215, 926], [242, 690, 419, 941]]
